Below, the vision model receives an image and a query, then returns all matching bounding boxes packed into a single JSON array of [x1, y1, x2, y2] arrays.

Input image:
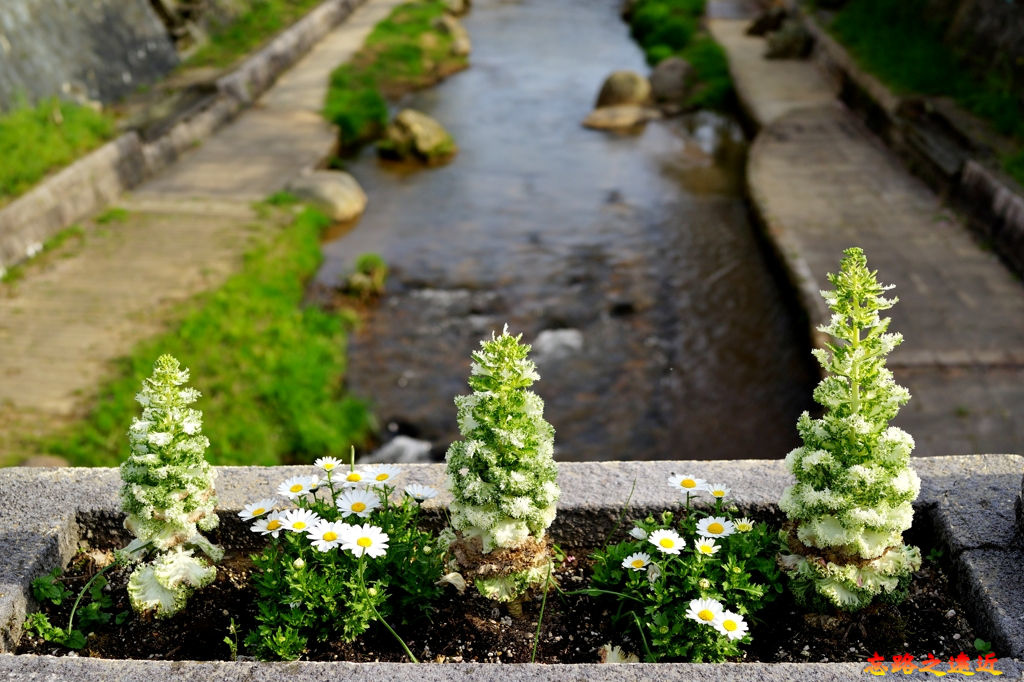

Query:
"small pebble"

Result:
[[953, 634, 961, 640]]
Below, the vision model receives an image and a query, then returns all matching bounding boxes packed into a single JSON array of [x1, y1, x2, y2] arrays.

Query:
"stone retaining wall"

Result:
[[0, 0, 366, 272]]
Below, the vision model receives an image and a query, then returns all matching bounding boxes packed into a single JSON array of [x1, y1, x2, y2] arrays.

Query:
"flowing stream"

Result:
[[314, 0, 818, 462]]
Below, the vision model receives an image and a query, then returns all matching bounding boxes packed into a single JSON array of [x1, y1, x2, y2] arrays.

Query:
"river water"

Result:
[[315, 0, 818, 462]]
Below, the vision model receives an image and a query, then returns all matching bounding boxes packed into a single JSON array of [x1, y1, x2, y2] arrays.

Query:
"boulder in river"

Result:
[[443, 0, 471, 17], [765, 18, 813, 59], [649, 56, 695, 113], [435, 14, 472, 57], [361, 435, 434, 464], [286, 170, 367, 222], [531, 328, 584, 364], [595, 70, 651, 108], [582, 104, 661, 130], [378, 108, 458, 164]]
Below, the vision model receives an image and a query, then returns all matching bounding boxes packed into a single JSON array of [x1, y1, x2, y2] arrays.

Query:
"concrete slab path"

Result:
[[709, 3, 1024, 456], [0, 0, 401, 464]]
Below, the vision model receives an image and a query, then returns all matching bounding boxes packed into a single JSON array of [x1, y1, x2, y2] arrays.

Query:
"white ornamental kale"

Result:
[[445, 326, 559, 602], [778, 248, 921, 611], [120, 355, 222, 617]]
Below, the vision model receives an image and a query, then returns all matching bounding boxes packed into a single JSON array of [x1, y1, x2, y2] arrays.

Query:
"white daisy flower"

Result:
[[646, 562, 662, 584], [307, 475, 322, 491], [251, 512, 286, 538], [404, 483, 438, 501], [306, 520, 351, 552], [628, 526, 648, 540], [621, 552, 651, 571], [366, 464, 402, 485], [340, 523, 390, 559], [703, 482, 730, 499], [696, 516, 736, 538], [685, 597, 724, 625], [281, 508, 321, 533], [339, 469, 371, 488], [315, 456, 344, 473], [238, 498, 277, 521], [734, 517, 754, 532], [336, 489, 379, 519], [648, 529, 684, 555], [278, 475, 314, 499], [713, 611, 749, 640], [694, 537, 721, 556], [668, 474, 706, 492]]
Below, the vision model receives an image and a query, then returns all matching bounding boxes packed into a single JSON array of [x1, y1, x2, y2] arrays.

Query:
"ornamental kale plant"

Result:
[[245, 458, 445, 661], [778, 247, 921, 611], [120, 355, 223, 617], [588, 476, 783, 662], [445, 326, 560, 603]]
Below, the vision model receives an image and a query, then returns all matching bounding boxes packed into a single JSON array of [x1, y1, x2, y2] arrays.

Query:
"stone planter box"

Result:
[[2, 457, 1022, 679]]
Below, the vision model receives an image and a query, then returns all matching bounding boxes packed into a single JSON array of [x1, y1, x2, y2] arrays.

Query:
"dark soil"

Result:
[[17, 529, 980, 664]]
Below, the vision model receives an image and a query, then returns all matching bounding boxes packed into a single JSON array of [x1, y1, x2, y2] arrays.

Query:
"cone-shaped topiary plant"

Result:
[[120, 354, 223, 617], [445, 326, 560, 603], [778, 248, 921, 611]]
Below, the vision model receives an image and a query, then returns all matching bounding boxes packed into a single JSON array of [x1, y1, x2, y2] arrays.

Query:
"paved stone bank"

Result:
[[0, 457, 1021, 674], [708, 1, 1024, 458]]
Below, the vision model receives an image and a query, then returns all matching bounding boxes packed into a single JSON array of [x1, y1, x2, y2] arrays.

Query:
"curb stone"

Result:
[[1, 457, 1021, 674], [0, 0, 368, 272]]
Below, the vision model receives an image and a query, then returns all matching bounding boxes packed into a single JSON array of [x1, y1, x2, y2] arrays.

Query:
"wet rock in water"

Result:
[[435, 14, 472, 56], [650, 57, 695, 113], [746, 6, 787, 36], [582, 104, 661, 130], [765, 19, 813, 60], [286, 170, 367, 222], [594, 70, 651, 108], [443, 0, 471, 17], [531, 329, 584, 363], [18, 455, 69, 467], [378, 109, 458, 164], [361, 435, 434, 464]]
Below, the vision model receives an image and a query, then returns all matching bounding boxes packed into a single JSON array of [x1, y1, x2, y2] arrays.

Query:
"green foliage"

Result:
[[343, 252, 389, 301], [41, 206, 372, 467], [830, 0, 1024, 184], [975, 638, 993, 655], [31, 568, 74, 606], [0, 98, 115, 203], [245, 467, 444, 660], [681, 36, 733, 111], [183, 0, 323, 69], [324, 0, 465, 153], [0, 224, 86, 285], [264, 190, 300, 206], [24, 612, 86, 650], [779, 247, 922, 611], [26, 556, 126, 650], [95, 207, 129, 224]]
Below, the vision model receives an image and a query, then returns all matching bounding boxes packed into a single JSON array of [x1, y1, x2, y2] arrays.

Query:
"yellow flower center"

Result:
[[347, 472, 361, 482], [351, 502, 367, 512], [293, 521, 307, 530], [659, 538, 674, 549], [700, 544, 713, 554], [723, 620, 738, 632], [324, 463, 335, 471], [323, 531, 338, 542], [708, 522, 724, 534], [289, 484, 303, 493], [712, 490, 725, 497], [698, 609, 714, 621], [631, 559, 645, 568], [681, 479, 697, 488], [357, 537, 372, 548], [376, 473, 389, 481], [253, 507, 265, 516], [266, 520, 282, 531]]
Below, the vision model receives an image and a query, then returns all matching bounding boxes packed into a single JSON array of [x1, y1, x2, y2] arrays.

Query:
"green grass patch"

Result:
[[42, 206, 372, 467], [1, 225, 86, 285], [324, 0, 467, 152], [624, 0, 733, 110], [830, 0, 1024, 185], [183, 0, 324, 69], [95, 207, 129, 224], [0, 99, 116, 203]]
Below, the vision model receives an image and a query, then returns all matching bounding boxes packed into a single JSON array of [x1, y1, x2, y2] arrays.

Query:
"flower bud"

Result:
[[367, 587, 378, 597], [422, 545, 433, 554], [293, 558, 305, 569], [699, 578, 711, 590]]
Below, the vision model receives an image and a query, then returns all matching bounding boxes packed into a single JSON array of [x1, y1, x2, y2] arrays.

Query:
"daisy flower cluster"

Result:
[[588, 475, 783, 663], [243, 456, 445, 661]]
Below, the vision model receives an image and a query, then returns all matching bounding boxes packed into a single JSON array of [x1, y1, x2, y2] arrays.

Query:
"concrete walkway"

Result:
[[0, 0, 402, 464], [709, 2, 1024, 456]]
